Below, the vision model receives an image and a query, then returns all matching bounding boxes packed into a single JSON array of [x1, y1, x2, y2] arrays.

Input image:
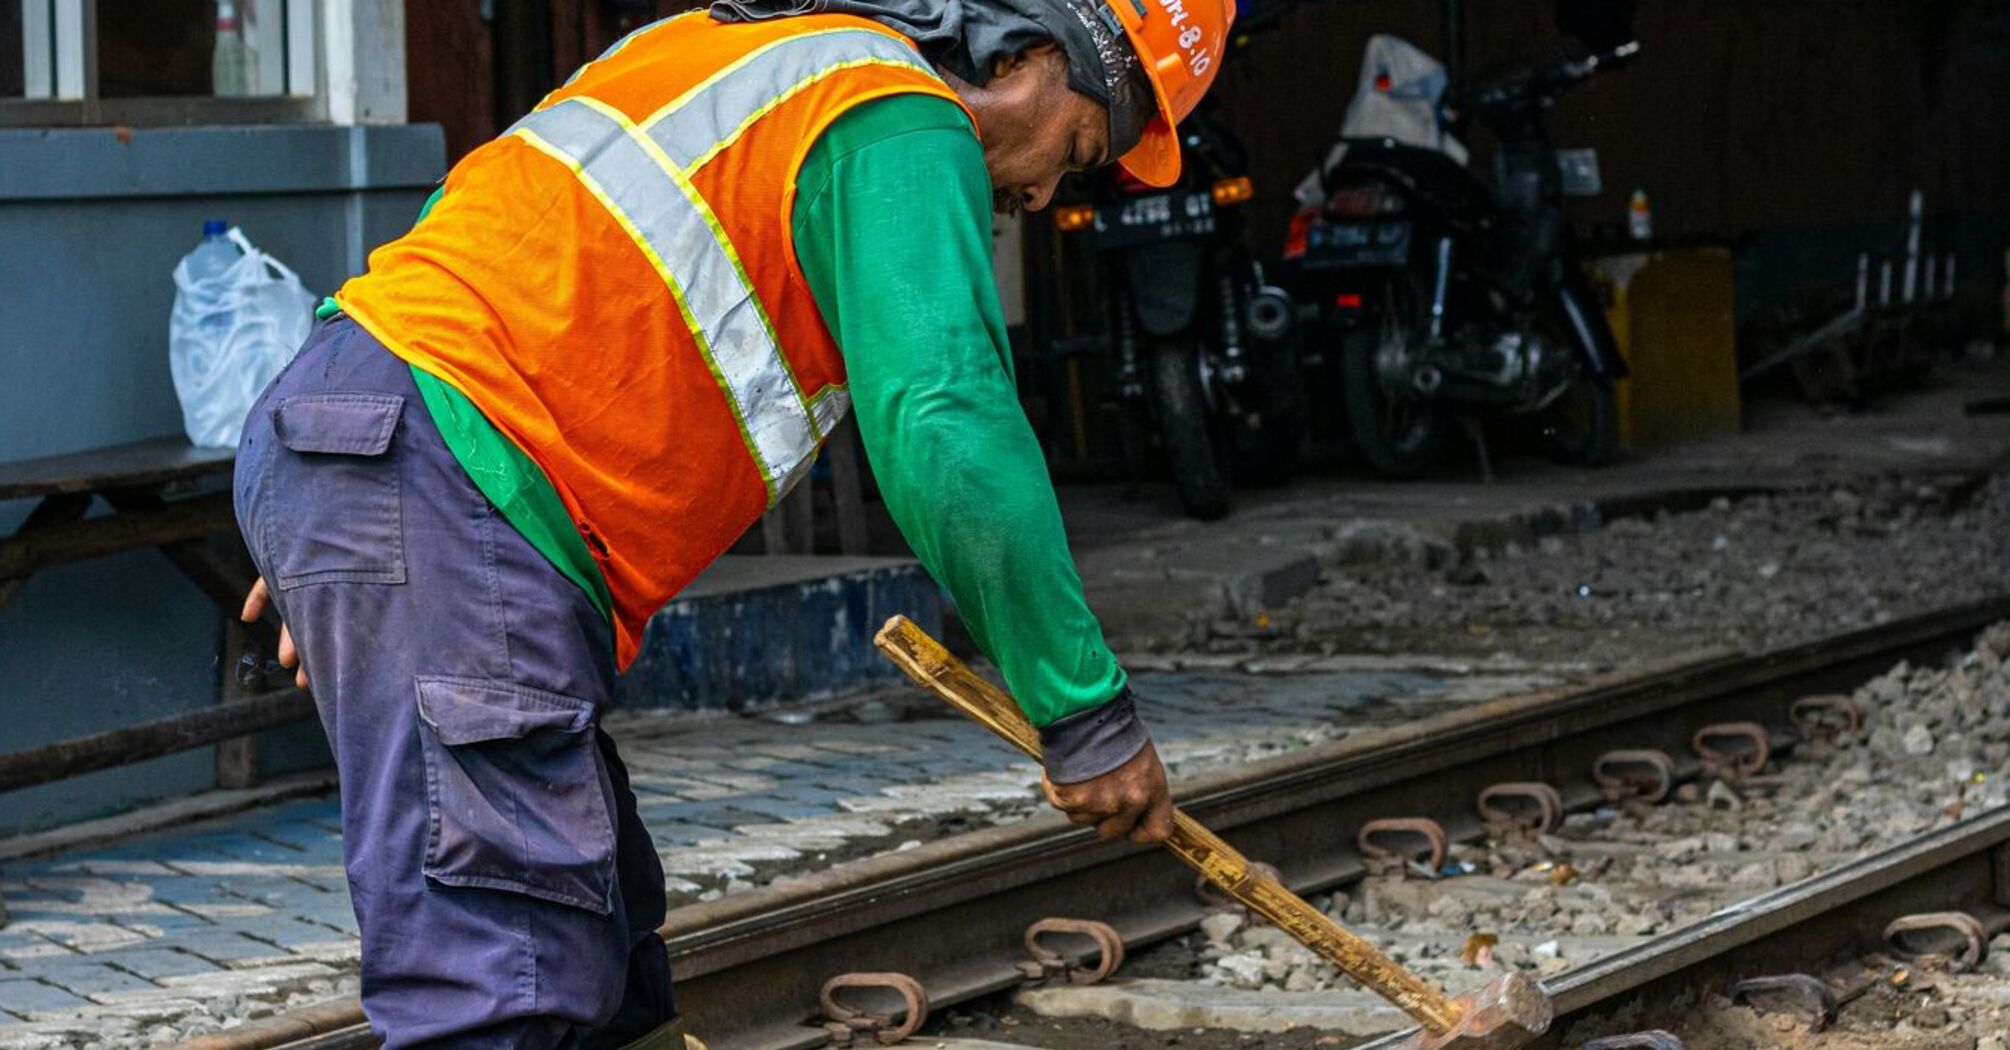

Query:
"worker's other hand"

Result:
[[1041, 740, 1174, 845], [240, 577, 308, 691]]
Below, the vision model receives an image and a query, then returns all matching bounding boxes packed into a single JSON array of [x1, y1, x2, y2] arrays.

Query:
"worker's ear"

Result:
[[992, 40, 1064, 82]]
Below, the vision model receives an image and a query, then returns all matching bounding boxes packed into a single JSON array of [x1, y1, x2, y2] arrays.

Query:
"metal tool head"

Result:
[[1395, 972, 1553, 1050]]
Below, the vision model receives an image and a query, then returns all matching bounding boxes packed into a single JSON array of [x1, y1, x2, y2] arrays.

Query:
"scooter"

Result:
[[1051, 109, 1303, 520], [1283, 0, 1637, 479]]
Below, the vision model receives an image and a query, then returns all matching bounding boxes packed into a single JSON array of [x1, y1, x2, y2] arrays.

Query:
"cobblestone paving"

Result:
[[0, 662, 1566, 1048]]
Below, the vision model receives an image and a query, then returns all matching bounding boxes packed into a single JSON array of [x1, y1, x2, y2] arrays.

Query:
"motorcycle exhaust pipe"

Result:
[[1245, 286, 1296, 342], [1413, 365, 1445, 395]]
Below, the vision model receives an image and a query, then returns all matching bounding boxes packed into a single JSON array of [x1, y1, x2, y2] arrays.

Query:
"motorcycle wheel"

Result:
[[1341, 274, 1445, 479], [1531, 295, 1620, 466], [1148, 336, 1234, 520], [1233, 336, 1309, 487], [1535, 372, 1619, 466]]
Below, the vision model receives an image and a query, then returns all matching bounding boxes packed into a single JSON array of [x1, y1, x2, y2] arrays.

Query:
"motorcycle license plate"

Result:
[[1304, 220, 1411, 269], [1092, 191, 1217, 249]]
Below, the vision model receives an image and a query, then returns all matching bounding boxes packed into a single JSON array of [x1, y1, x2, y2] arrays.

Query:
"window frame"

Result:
[[3, 0, 324, 128]]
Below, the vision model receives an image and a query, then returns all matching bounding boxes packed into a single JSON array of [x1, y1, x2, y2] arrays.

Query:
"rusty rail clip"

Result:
[[1356, 817, 1448, 879], [1477, 782, 1565, 837], [1727, 974, 1840, 1032], [1195, 860, 1282, 908], [1883, 911, 1988, 973], [1580, 1031, 1686, 1050], [1592, 749, 1676, 804], [1692, 722, 1771, 781], [1021, 918, 1126, 985], [819, 972, 929, 1046], [1789, 695, 1862, 744]]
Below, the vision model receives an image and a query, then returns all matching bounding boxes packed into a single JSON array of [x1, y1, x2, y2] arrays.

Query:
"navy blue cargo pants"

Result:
[[233, 318, 676, 1048]]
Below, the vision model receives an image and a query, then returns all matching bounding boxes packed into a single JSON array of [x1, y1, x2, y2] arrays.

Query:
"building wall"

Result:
[[0, 123, 444, 836]]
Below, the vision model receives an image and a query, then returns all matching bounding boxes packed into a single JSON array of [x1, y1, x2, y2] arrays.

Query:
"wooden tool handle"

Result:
[[873, 616, 1462, 1035]]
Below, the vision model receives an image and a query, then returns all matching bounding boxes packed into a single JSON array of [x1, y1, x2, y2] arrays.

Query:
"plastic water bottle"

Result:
[[1627, 189, 1654, 242], [213, 1, 250, 96], [184, 221, 241, 344]]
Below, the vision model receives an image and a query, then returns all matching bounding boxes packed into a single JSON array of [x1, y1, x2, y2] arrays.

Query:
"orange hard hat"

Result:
[[1105, 0, 1235, 186]]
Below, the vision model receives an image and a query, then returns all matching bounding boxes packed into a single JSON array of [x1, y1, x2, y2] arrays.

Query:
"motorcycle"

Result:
[[1283, 0, 1638, 479], [1051, 109, 1303, 520]]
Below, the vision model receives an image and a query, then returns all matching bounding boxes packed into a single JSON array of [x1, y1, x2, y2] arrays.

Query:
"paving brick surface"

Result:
[[0, 663, 1552, 1048], [0, 980, 91, 1018]]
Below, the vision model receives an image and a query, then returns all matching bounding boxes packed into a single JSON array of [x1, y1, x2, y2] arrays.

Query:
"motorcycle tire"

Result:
[[1340, 275, 1446, 479], [1148, 336, 1234, 520], [1232, 336, 1309, 488], [1535, 373, 1620, 466]]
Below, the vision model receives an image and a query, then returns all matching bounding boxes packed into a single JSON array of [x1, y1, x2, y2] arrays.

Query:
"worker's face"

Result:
[[951, 43, 1112, 214]]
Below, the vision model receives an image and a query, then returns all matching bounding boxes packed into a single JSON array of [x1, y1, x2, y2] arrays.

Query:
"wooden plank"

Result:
[[825, 418, 869, 556], [402, 0, 497, 163], [759, 502, 789, 555], [0, 436, 233, 502], [215, 618, 260, 791], [0, 491, 236, 579], [783, 476, 816, 554], [0, 493, 92, 612], [0, 687, 315, 795]]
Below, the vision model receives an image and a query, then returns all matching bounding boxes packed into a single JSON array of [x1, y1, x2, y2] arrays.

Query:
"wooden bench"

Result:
[[0, 435, 248, 614], [0, 436, 300, 803]]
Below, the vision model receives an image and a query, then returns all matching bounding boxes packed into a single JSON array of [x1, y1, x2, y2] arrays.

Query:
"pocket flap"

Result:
[[274, 394, 403, 455], [415, 676, 594, 746]]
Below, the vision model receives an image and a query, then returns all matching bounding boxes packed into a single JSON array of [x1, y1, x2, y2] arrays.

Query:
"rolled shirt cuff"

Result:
[[1037, 687, 1150, 784]]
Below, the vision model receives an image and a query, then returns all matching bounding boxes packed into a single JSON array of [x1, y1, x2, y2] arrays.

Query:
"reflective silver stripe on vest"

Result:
[[511, 98, 819, 502], [645, 29, 935, 170], [809, 386, 851, 438]]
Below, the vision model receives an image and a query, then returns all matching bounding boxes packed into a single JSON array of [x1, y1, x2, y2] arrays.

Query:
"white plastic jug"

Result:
[[169, 223, 315, 447]]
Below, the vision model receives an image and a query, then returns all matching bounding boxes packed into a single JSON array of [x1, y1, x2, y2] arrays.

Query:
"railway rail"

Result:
[[174, 596, 2010, 1050], [1421, 803, 2010, 1048]]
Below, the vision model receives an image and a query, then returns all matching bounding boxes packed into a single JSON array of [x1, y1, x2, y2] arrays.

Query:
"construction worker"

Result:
[[232, 0, 1229, 1044]]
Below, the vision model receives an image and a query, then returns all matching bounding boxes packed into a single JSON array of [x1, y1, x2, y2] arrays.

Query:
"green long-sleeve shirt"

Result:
[[325, 93, 1138, 775]]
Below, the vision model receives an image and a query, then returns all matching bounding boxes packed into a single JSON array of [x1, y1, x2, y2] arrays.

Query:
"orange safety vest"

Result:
[[334, 13, 974, 667]]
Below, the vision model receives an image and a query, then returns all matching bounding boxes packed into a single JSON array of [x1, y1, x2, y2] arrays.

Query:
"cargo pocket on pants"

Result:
[[415, 675, 617, 915], [263, 393, 407, 589]]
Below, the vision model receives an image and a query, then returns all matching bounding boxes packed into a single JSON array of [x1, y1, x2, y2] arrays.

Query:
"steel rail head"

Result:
[[1882, 911, 1987, 973], [819, 972, 929, 1046], [1788, 694, 1862, 742], [1477, 781, 1566, 835], [1022, 917, 1126, 985], [1691, 722, 1771, 781], [1727, 973, 1840, 1032], [1358, 818, 1449, 880], [1591, 750, 1676, 804], [1578, 1032, 1686, 1050]]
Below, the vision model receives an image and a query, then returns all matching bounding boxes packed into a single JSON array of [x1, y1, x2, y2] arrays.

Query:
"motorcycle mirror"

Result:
[[1557, 0, 1637, 50]]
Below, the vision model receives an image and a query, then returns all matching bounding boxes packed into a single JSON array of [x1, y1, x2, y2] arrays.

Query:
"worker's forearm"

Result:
[[852, 375, 1123, 712]]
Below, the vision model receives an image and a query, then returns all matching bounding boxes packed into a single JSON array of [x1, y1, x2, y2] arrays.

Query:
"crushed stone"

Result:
[[1179, 474, 2010, 670], [1143, 625, 2010, 1036]]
